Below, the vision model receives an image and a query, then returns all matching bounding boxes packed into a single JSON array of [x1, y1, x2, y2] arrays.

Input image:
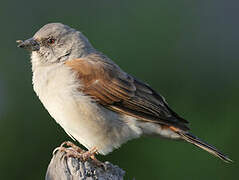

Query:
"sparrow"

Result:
[[17, 23, 231, 163]]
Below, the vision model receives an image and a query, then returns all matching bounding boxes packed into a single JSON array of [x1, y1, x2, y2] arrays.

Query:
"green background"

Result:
[[0, 0, 238, 179]]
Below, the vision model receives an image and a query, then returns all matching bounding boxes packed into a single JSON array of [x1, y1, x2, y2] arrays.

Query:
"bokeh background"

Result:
[[0, 0, 238, 179]]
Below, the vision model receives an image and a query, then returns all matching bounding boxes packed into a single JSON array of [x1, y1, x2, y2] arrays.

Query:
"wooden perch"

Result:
[[45, 149, 125, 180]]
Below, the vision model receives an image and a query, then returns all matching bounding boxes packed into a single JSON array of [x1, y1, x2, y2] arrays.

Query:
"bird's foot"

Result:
[[53, 142, 104, 168], [80, 147, 98, 160], [53, 141, 84, 155], [61, 141, 84, 153], [80, 147, 105, 168]]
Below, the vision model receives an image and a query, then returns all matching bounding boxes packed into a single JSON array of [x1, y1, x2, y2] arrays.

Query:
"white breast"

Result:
[[31, 54, 142, 155]]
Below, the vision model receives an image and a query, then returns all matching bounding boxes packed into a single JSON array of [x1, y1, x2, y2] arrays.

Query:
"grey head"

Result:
[[17, 23, 95, 64]]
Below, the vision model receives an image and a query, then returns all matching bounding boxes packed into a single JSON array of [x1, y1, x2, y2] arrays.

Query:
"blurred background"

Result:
[[0, 0, 238, 179]]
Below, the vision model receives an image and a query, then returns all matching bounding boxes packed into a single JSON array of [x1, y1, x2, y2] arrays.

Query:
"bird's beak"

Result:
[[17, 38, 40, 51]]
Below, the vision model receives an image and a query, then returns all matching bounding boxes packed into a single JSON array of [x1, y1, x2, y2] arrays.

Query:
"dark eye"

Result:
[[47, 37, 55, 44]]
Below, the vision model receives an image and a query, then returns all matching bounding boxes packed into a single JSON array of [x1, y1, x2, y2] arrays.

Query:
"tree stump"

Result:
[[45, 149, 125, 180]]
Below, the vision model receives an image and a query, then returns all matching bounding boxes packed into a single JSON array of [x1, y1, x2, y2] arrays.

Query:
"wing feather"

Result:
[[65, 54, 189, 130]]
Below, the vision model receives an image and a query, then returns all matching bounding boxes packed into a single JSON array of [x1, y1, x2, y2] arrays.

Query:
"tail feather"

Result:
[[178, 131, 232, 163]]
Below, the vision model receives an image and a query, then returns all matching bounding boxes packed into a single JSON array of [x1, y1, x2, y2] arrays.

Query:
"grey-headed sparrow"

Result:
[[17, 23, 231, 163]]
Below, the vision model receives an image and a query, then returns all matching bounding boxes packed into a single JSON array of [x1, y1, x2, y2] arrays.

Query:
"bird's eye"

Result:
[[47, 38, 55, 45]]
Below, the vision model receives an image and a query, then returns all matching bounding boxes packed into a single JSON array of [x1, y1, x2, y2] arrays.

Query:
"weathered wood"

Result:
[[45, 149, 125, 180]]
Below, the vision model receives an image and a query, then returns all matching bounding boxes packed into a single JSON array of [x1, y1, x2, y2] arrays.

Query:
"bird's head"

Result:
[[17, 23, 94, 66]]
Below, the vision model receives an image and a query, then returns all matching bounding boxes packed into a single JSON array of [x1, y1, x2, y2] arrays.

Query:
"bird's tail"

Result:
[[177, 131, 232, 163]]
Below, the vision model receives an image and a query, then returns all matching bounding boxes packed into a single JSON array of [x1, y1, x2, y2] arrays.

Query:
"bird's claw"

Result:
[[52, 142, 104, 168]]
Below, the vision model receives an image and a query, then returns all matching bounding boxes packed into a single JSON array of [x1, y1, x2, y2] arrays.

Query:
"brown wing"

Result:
[[65, 53, 189, 131]]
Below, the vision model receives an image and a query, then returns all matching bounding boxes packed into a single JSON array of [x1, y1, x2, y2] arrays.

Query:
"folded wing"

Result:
[[65, 53, 189, 131]]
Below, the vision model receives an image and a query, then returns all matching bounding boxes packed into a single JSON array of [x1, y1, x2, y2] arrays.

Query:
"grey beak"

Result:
[[17, 38, 40, 51]]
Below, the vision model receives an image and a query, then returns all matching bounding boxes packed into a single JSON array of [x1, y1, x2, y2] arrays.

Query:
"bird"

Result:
[[17, 23, 231, 163]]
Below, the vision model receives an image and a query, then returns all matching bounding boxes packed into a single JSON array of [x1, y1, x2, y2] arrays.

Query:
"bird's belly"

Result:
[[39, 83, 142, 155], [42, 91, 141, 154]]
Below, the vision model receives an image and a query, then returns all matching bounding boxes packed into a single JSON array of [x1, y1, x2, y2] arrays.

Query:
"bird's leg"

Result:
[[53, 142, 104, 168], [81, 147, 105, 167], [53, 141, 84, 155], [55, 146, 82, 158], [60, 141, 84, 153], [81, 147, 98, 161]]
